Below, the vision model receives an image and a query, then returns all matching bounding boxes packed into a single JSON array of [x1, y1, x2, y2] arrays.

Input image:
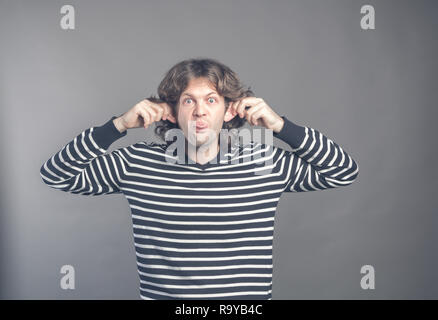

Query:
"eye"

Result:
[[184, 98, 193, 104], [208, 97, 216, 103]]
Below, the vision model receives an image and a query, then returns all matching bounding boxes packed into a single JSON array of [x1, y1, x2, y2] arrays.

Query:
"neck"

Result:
[[185, 139, 219, 165]]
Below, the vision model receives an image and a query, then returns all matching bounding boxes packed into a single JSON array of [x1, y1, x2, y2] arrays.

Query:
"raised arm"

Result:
[[39, 116, 128, 196], [40, 99, 176, 196], [273, 115, 359, 193]]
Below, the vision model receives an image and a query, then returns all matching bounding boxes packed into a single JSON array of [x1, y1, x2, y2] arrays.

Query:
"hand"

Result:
[[229, 97, 284, 133], [113, 99, 176, 133]]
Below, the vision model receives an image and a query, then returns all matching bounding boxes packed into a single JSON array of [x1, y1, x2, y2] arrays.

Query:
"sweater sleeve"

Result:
[[39, 116, 128, 196], [273, 115, 359, 193]]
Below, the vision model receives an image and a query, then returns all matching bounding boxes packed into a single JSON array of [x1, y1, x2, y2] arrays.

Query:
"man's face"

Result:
[[176, 77, 236, 147]]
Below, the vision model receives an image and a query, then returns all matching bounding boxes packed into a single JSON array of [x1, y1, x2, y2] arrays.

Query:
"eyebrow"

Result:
[[181, 91, 218, 98]]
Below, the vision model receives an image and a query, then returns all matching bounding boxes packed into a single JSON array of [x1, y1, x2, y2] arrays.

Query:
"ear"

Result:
[[223, 102, 237, 122], [166, 104, 177, 124], [167, 113, 177, 124]]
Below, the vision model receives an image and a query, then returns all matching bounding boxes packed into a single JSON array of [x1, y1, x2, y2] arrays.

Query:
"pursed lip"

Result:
[[195, 121, 209, 129]]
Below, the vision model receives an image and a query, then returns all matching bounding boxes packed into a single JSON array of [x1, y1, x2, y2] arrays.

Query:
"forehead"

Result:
[[181, 77, 219, 97]]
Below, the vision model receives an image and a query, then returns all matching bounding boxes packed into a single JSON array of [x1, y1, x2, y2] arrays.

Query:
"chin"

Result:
[[188, 136, 211, 148], [195, 137, 211, 147]]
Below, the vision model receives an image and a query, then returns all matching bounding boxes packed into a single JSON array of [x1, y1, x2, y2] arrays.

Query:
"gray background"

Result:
[[1, 0, 437, 299]]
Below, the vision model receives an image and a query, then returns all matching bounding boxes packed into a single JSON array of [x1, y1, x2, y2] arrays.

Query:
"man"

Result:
[[40, 58, 359, 300]]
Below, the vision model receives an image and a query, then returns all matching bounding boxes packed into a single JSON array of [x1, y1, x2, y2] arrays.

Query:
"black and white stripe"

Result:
[[40, 115, 359, 299]]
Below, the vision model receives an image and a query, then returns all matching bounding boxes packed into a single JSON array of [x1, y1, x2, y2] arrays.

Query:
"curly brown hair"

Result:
[[146, 57, 255, 143]]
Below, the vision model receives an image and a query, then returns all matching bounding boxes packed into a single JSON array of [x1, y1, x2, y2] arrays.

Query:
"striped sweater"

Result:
[[40, 115, 359, 300]]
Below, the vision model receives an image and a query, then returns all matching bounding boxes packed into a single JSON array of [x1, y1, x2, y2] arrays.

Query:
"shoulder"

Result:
[[238, 141, 290, 159], [128, 141, 168, 150], [121, 141, 168, 159], [234, 141, 276, 155]]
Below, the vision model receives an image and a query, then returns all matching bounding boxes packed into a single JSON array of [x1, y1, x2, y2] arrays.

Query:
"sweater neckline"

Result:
[[166, 142, 239, 171], [181, 147, 228, 170]]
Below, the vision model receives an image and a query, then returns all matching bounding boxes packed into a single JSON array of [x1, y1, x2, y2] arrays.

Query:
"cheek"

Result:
[[177, 110, 189, 130], [177, 105, 187, 118], [216, 106, 226, 119]]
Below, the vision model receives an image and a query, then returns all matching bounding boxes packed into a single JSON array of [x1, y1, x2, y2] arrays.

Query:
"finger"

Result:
[[163, 103, 176, 123], [229, 100, 240, 117], [165, 103, 176, 123], [148, 103, 163, 122], [236, 98, 249, 118], [160, 103, 169, 120], [246, 101, 264, 125], [142, 102, 158, 123], [146, 107, 158, 124], [235, 99, 247, 118], [249, 107, 265, 126], [167, 113, 176, 123], [138, 107, 150, 128], [236, 97, 262, 118], [140, 99, 151, 109], [156, 102, 174, 122]]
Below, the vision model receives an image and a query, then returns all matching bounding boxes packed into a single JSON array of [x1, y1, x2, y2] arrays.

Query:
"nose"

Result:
[[193, 101, 207, 117]]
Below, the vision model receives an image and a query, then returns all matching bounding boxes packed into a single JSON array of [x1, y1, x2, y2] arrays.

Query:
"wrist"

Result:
[[272, 117, 284, 134], [113, 117, 127, 133]]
